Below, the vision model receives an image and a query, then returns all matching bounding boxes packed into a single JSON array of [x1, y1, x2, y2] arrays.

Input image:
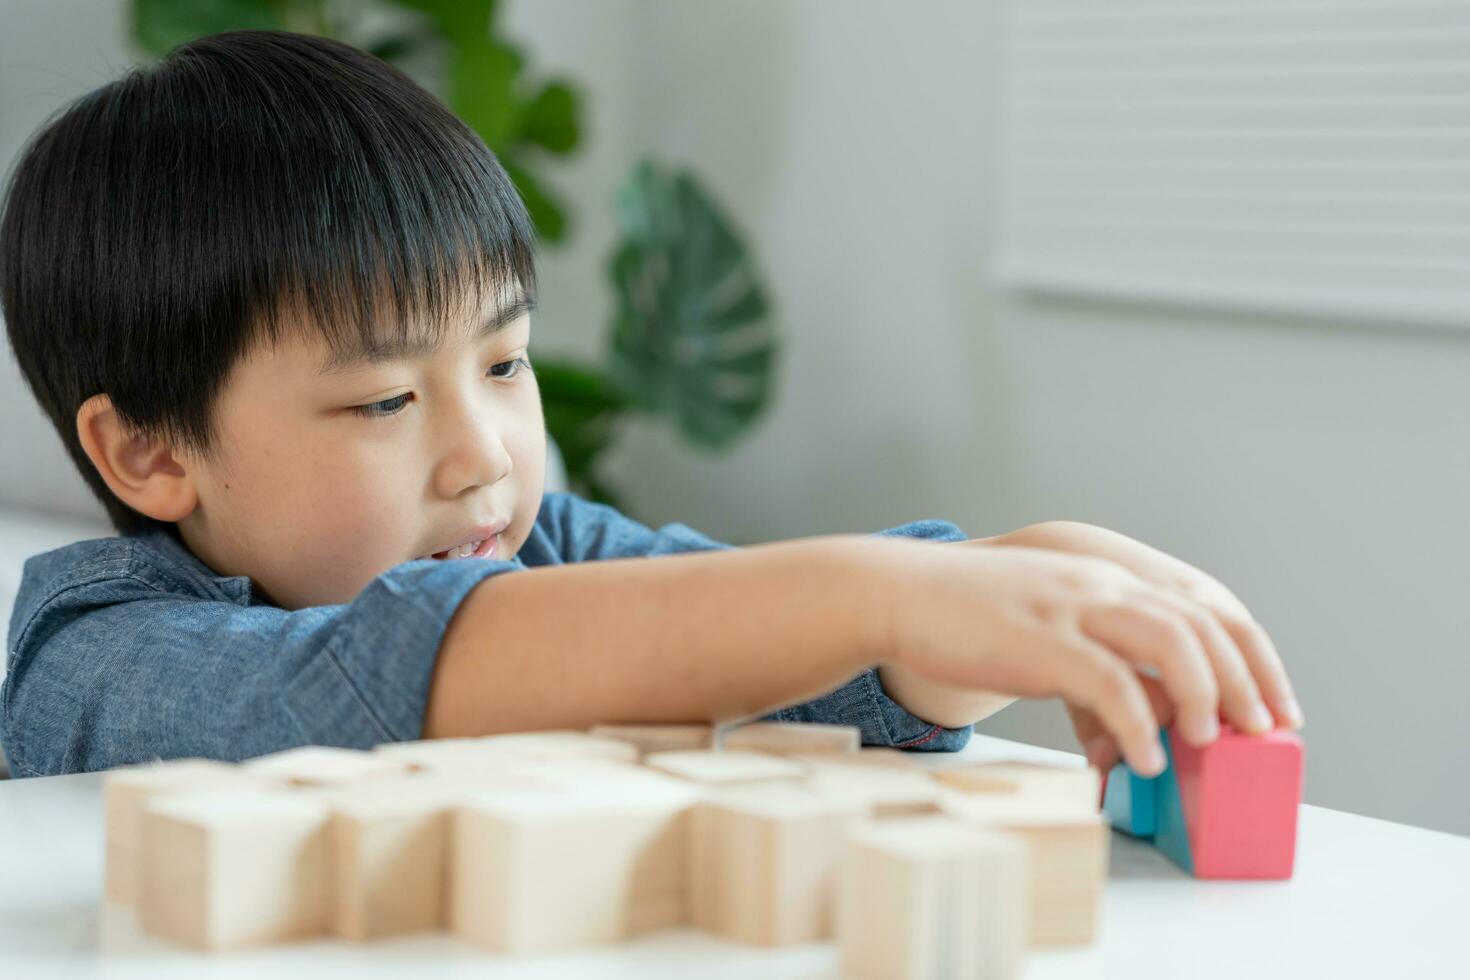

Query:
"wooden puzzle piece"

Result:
[[471, 730, 641, 765], [451, 778, 700, 952], [1153, 723, 1304, 879], [243, 745, 410, 787], [720, 722, 861, 756], [139, 789, 331, 950], [588, 723, 715, 758], [104, 758, 274, 906], [644, 749, 808, 786], [934, 761, 1100, 811], [690, 783, 865, 945], [804, 764, 942, 818], [370, 737, 508, 771], [325, 769, 553, 940], [838, 816, 1028, 980], [938, 790, 1107, 946]]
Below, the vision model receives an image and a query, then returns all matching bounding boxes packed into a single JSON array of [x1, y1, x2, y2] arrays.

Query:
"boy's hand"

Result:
[[969, 521, 1304, 771], [880, 540, 1291, 777]]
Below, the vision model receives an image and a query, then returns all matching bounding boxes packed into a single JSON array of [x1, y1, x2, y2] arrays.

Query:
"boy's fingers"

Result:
[[1220, 614, 1303, 729], [1066, 705, 1121, 772], [1077, 603, 1219, 748], [1070, 677, 1175, 774], [1150, 591, 1271, 736], [1056, 635, 1165, 777], [1136, 672, 1176, 725]]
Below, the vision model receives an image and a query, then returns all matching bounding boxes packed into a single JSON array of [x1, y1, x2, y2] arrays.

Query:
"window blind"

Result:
[[992, 1, 1470, 330]]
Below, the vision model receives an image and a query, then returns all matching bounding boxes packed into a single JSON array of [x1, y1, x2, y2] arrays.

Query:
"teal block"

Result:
[[1152, 728, 1195, 875], [1103, 763, 1158, 837]]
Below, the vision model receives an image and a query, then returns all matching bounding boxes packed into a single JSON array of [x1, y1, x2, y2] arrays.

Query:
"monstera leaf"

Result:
[[606, 162, 778, 450]]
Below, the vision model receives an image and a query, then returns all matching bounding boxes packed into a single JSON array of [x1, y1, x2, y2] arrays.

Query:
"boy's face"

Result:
[[176, 283, 545, 610]]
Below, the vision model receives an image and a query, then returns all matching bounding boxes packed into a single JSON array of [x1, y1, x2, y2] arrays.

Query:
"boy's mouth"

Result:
[[428, 535, 498, 561], [417, 518, 510, 561]]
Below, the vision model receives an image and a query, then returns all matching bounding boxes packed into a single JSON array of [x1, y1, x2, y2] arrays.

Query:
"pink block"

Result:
[[1170, 724, 1304, 879]]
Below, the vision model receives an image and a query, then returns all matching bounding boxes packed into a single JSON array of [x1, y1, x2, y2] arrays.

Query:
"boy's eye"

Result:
[[489, 356, 531, 381], [350, 357, 531, 419]]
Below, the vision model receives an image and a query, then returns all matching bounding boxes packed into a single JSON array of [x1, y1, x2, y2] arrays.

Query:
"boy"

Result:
[[0, 32, 1301, 779]]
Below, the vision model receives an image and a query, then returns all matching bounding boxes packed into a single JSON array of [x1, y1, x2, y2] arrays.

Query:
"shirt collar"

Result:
[[128, 525, 258, 607]]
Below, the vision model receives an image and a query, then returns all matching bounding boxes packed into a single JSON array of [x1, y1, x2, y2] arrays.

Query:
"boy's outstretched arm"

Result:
[[427, 529, 1287, 779], [423, 535, 890, 738]]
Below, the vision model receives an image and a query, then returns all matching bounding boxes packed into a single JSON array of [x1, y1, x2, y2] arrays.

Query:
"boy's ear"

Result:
[[75, 394, 199, 523]]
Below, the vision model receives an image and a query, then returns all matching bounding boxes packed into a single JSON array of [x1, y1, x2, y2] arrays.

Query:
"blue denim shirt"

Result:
[[1, 492, 972, 777]]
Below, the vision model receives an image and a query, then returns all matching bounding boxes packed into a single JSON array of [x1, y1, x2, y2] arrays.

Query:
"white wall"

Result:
[[510, 0, 1470, 836], [0, 0, 129, 521], [2, 0, 1465, 834]]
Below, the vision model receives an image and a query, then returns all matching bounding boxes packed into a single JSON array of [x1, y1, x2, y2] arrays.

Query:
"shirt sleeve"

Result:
[[1, 549, 522, 776], [531, 493, 975, 752]]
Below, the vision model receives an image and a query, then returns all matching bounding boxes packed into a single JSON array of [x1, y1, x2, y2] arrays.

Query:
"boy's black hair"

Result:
[[0, 30, 537, 537]]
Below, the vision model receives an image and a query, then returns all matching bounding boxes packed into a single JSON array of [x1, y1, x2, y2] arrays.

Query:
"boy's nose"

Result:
[[432, 410, 514, 499]]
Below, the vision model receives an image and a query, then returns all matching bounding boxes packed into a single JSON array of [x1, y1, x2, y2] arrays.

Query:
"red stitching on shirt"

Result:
[[896, 725, 943, 749]]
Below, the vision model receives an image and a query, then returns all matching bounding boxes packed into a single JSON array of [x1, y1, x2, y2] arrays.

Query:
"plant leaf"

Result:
[[365, 32, 424, 63], [607, 161, 778, 450], [392, 0, 495, 37], [520, 81, 580, 155], [446, 35, 522, 149], [132, 0, 285, 58], [502, 156, 567, 243], [532, 356, 630, 494]]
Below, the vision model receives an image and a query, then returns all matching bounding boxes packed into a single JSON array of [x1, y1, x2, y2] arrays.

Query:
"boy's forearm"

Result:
[[422, 535, 897, 738]]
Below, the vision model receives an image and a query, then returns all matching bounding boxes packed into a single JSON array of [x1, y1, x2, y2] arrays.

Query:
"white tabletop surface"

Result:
[[1, 734, 1466, 979]]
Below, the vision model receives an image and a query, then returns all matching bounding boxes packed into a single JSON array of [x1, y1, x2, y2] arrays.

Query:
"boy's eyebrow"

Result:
[[315, 295, 535, 376]]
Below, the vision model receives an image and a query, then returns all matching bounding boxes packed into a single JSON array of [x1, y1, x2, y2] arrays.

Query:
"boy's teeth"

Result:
[[427, 537, 490, 560], [437, 538, 483, 559]]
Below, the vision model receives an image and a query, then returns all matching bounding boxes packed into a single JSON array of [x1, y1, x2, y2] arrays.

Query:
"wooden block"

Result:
[[103, 759, 271, 907], [934, 761, 1101, 811], [326, 769, 551, 940], [690, 784, 865, 946], [805, 766, 942, 818], [243, 745, 411, 787], [793, 749, 937, 817], [720, 722, 861, 756], [1154, 723, 1304, 879], [452, 778, 701, 952], [471, 730, 641, 765], [1102, 763, 1158, 838], [589, 723, 715, 758], [644, 750, 808, 786], [838, 816, 1028, 980], [371, 737, 512, 772], [939, 791, 1108, 947], [788, 747, 919, 774], [139, 789, 330, 950]]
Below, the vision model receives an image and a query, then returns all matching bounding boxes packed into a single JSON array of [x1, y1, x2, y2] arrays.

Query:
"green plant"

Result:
[[543, 162, 778, 510], [129, 0, 778, 515]]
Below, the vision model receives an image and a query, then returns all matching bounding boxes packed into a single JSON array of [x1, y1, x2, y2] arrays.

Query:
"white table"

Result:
[[1, 735, 1465, 978]]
